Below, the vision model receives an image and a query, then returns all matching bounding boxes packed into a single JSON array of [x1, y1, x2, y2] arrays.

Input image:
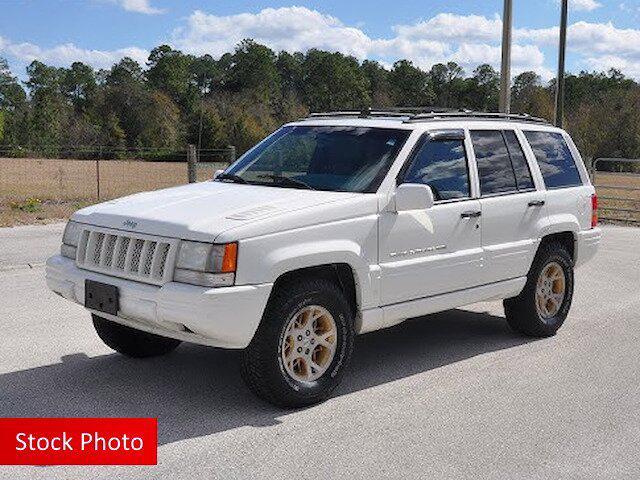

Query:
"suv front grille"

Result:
[[76, 227, 178, 285]]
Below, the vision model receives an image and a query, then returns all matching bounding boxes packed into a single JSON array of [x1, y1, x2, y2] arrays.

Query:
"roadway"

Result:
[[0, 223, 638, 479]]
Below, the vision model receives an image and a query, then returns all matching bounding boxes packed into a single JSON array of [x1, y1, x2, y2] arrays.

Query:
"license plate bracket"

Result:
[[85, 280, 119, 315]]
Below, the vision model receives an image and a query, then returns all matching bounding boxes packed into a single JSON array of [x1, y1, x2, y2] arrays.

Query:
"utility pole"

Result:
[[499, 0, 513, 113], [555, 0, 569, 127], [197, 78, 210, 163]]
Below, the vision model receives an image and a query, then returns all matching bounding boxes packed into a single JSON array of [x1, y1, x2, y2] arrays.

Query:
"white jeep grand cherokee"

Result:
[[46, 110, 602, 407]]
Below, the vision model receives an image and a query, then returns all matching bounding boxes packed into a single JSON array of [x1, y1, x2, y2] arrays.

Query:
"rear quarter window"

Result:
[[524, 131, 582, 189]]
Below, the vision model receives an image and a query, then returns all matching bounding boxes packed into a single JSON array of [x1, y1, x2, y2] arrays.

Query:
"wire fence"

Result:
[[3, 147, 638, 226], [591, 158, 640, 225], [0, 145, 235, 203], [0, 145, 236, 163]]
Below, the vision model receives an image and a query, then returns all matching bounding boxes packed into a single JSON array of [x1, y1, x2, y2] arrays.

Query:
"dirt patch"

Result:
[[0, 157, 217, 201], [0, 200, 93, 227], [0, 157, 222, 226]]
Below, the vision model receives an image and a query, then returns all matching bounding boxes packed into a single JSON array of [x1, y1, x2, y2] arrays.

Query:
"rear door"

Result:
[[378, 130, 483, 305], [470, 129, 547, 284], [522, 130, 594, 231]]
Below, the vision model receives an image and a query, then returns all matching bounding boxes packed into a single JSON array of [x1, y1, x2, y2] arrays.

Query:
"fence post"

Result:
[[96, 159, 100, 201], [187, 144, 197, 183], [226, 145, 236, 165]]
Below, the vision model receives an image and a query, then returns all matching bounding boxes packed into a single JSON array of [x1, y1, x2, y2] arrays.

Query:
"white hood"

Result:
[[72, 181, 359, 242]]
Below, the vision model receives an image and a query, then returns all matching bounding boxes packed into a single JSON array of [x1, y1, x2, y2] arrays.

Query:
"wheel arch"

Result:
[[538, 231, 576, 263], [269, 263, 362, 331]]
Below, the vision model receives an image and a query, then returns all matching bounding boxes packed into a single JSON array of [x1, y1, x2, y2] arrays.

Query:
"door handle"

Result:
[[528, 200, 545, 207], [461, 210, 482, 219]]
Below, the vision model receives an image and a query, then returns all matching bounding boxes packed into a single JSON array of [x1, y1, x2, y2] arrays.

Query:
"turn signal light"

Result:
[[591, 194, 598, 228], [221, 243, 238, 273]]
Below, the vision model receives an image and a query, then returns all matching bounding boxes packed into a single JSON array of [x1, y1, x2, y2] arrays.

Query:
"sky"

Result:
[[2, 0, 640, 81]]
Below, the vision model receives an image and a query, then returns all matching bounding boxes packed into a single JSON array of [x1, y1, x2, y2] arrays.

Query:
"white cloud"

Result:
[[585, 54, 640, 77], [114, 0, 165, 15], [173, 8, 547, 76], [174, 7, 372, 58], [392, 13, 503, 43], [2, 7, 640, 82], [0, 38, 148, 70], [568, 0, 602, 11]]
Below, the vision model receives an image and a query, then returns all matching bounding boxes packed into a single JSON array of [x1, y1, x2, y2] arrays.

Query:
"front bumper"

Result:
[[45, 255, 273, 349]]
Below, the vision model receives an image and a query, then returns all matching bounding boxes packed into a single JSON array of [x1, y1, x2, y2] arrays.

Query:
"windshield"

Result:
[[221, 126, 410, 193]]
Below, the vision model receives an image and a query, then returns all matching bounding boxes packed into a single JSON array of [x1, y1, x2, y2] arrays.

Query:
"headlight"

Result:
[[62, 221, 82, 246], [174, 241, 237, 287], [61, 221, 82, 259]]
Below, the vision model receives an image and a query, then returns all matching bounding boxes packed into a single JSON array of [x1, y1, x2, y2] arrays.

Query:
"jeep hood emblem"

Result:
[[122, 219, 138, 229]]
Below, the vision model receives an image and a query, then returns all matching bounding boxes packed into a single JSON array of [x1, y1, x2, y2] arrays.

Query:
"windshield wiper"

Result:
[[216, 173, 247, 184], [257, 174, 315, 190]]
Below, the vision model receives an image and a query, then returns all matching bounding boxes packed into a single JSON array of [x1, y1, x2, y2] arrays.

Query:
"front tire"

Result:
[[504, 242, 574, 337], [241, 277, 355, 408], [92, 315, 181, 358]]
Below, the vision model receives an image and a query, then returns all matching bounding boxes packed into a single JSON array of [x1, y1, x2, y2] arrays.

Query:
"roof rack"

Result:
[[304, 107, 550, 125], [306, 109, 409, 119], [405, 110, 550, 124]]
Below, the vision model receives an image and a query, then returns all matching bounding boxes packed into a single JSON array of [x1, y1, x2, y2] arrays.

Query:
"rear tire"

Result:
[[241, 277, 355, 408], [504, 242, 574, 337], [92, 315, 181, 358]]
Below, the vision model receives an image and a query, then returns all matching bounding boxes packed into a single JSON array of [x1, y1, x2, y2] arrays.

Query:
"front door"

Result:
[[379, 131, 483, 306]]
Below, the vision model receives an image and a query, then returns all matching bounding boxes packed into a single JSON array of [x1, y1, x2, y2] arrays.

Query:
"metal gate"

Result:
[[591, 158, 640, 225]]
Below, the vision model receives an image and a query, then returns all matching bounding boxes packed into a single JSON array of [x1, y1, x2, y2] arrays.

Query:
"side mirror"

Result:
[[213, 169, 224, 179], [394, 183, 435, 212]]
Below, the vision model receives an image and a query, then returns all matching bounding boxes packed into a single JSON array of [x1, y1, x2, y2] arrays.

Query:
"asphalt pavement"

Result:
[[0, 223, 638, 479]]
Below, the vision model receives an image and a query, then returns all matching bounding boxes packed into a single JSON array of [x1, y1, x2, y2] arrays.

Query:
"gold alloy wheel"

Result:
[[281, 305, 337, 382], [535, 262, 566, 321]]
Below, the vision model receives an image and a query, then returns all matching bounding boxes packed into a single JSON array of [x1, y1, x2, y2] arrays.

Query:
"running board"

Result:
[[359, 277, 526, 334]]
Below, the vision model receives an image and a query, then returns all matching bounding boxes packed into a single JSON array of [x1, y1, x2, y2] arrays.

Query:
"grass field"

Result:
[[1, 157, 639, 226]]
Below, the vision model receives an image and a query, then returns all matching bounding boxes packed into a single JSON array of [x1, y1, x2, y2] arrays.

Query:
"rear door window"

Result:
[[470, 131, 518, 195], [523, 131, 582, 188], [503, 131, 534, 190]]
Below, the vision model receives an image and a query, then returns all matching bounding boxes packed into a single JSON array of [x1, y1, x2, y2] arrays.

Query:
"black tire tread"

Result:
[[241, 277, 354, 408], [504, 241, 574, 337]]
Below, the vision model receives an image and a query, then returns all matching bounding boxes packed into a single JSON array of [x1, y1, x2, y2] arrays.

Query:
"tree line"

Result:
[[1, 39, 639, 164]]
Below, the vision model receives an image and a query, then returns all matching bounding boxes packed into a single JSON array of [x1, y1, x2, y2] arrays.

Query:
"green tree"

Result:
[[388, 60, 432, 107], [103, 57, 147, 147], [61, 62, 97, 114], [0, 58, 27, 110], [228, 39, 281, 103], [467, 64, 499, 111], [569, 88, 640, 161], [301, 49, 369, 111], [190, 54, 220, 95], [429, 62, 466, 108], [361, 60, 392, 107], [138, 91, 181, 149], [146, 45, 198, 109], [512, 72, 554, 120], [0, 57, 28, 146], [25, 60, 69, 149], [276, 51, 304, 98]]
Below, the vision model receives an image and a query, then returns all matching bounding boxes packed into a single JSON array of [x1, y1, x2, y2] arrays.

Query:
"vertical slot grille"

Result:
[[75, 228, 176, 285]]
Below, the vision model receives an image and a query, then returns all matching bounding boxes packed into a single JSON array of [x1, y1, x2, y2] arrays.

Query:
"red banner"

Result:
[[0, 418, 157, 465]]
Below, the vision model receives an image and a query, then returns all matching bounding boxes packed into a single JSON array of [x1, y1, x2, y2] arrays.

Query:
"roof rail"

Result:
[[306, 109, 410, 119], [306, 107, 459, 119], [404, 110, 550, 124], [304, 108, 550, 125]]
